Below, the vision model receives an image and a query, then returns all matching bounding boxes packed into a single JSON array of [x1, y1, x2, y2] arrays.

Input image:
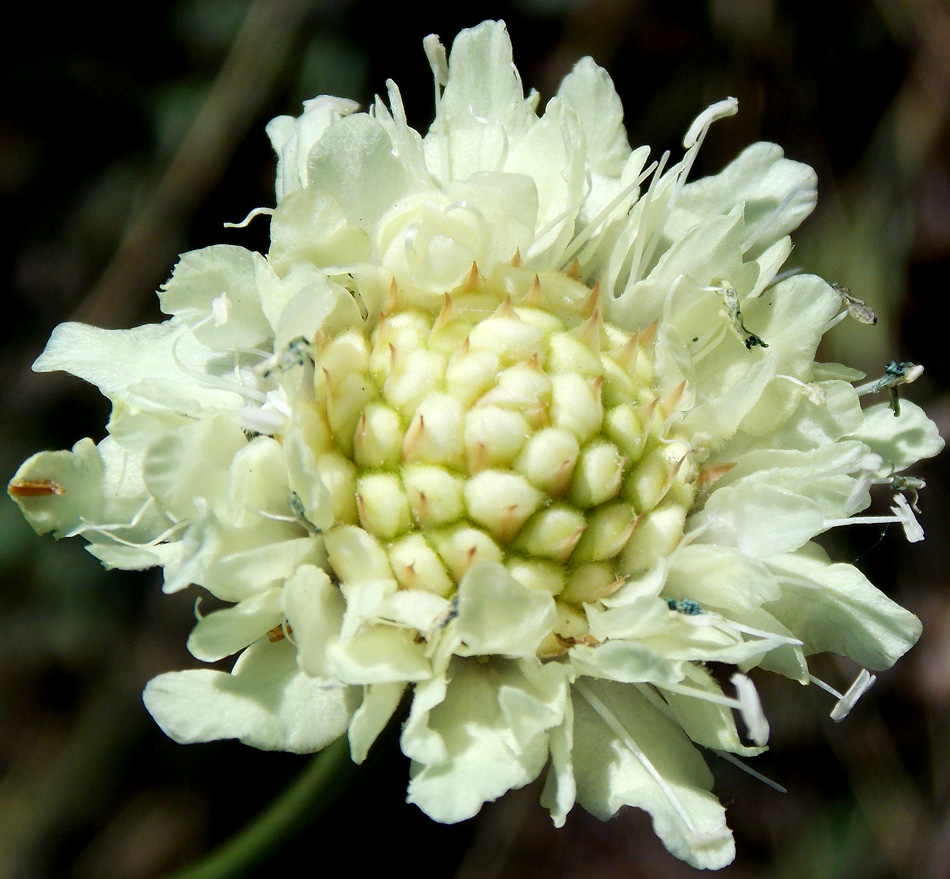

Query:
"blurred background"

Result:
[[2, 1, 949, 876]]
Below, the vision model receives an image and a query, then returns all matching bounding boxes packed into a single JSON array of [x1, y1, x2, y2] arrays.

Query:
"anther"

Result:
[[8, 478, 65, 497], [832, 282, 878, 325], [856, 361, 924, 416], [715, 283, 768, 350]]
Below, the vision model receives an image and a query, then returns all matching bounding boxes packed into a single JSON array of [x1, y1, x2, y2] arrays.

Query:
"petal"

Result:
[[675, 141, 817, 258], [164, 500, 321, 600], [429, 21, 535, 182], [538, 693, 576, 827], [349, 682, 406, 763], [764, 542, 922, 669], [268, 187, 370, 275], [34, 319, 242, 414], [696, 442, 873, 556], [158, 245, 273, 349], [508, 98, 586, 263], [569, 641, 684, 686], [8, 438, 104, 537], [848, 400, 944, 472], [665, 544, 782, 611], [556, 56, 629, 178], [87, 540, 182, 572], [572, 680, 735, 870], [455, 561, 557, 657], [330, 625, 432, 685], [187, 587, 284, 662], [403, 656, 568, 823], [143, 639, 358, 753], [266, 95, 359, 202], [307, 114, 411, 230], [280, 564, 344, 678], [143, 415, 247, 521]]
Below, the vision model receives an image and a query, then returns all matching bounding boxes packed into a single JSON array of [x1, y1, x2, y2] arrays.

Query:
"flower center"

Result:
[[310, 264, 697, 658]]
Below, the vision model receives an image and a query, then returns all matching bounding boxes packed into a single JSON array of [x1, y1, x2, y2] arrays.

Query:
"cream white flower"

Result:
[[9, 21, 943, 870]]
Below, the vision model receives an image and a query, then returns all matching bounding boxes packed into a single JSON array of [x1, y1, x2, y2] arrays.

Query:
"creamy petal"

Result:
[[572, 680, 735, 870], [765, 542, 922, 669], [143, 639, 358, 752], [404, 657, 568, 823]]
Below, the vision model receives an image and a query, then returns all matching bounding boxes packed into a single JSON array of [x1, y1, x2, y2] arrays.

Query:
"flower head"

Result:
[[9, 21, 943, 870]]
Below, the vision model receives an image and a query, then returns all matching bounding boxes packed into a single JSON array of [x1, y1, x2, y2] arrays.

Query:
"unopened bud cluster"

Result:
[[311, 264, 695, 658]]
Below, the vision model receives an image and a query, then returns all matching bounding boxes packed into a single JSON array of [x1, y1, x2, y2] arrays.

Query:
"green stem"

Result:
[[160, 736, 356, 879]]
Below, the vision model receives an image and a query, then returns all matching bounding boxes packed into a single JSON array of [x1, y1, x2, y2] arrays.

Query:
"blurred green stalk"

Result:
[[161, 736, 356, 879]]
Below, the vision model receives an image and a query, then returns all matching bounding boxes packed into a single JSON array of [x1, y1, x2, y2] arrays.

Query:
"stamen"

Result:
[[288, 491, 322, 534], [891, 493, 924, 541], [844, 453, 885, 512], [223, 206, 274, 229], [68, 517, 187, 548], [855, 361, 924, 416], [776, 375, 826, 406], [423, 34, 450, 184], [559, 160, 659, 269], [689, 322, 729, 365], [717, 618, 804, 649], [682, 97, 739, 149], [830, 669, 876, 722], [808, 674, 843, 700], [730, 673, 769, 746], [241, 390, 292, 435], [740, 184, 803, 255], [886, 474, 926, 512], [280, 618, 297, 647], [831, 282, 878, 325], [627, 150, 670, 286], [658, 681, 741, 710], [253, 336, 314, 379], [713, 750, 787, 793], [822, 309, 850, 334], [648, 99, 737, 276], [714, 283, 768, 350], [250, 508, 296, 523], [761, 266, 803, 292], [526, 174, 593, 264], [825, 494, 923, 542], [211, 293, 231, 327], [171, 327, 267, 404], [66, 497, 157, 537]]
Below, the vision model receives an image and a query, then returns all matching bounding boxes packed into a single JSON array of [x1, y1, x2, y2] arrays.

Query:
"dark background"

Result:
[[2, 1, 949, 877]]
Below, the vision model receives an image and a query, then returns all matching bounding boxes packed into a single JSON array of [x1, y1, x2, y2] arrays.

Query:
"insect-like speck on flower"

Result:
[[8, 21, 943, 870]]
